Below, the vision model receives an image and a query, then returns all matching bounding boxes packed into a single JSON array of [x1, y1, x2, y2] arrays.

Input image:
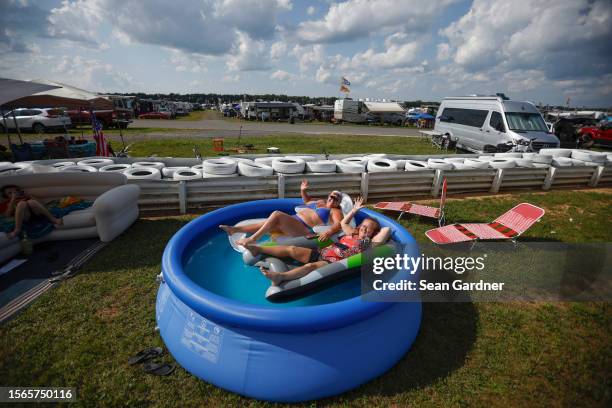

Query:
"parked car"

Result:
[[0, 108, 71, 134], [435, 96, 560, 153], [66, 109, 132, 129], [578, 119, 612, 148]]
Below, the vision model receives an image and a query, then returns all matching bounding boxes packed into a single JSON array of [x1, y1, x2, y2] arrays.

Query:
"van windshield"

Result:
[[505, 112, 547, 132]]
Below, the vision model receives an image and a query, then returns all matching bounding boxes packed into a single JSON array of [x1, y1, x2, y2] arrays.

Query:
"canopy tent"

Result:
[[363, 101, 405, 113], [5, 79, 113, 110], [0, 78, 61, 107], [413, 112, 435, 120]]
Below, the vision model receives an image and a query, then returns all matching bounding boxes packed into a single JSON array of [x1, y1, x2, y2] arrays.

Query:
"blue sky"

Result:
[[1, 0, 611, 107]]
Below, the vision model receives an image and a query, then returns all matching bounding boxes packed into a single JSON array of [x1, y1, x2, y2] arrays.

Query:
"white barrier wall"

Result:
[[20, 153, 612, 214]]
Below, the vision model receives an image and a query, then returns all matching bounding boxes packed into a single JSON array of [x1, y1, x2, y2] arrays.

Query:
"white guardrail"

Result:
[[19, 152, 612, 214]]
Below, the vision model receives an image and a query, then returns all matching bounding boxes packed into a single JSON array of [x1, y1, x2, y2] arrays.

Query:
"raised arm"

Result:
[[340, 195, 364, 236], [300, 179, 314, 204], [372, 227, 391, 246]]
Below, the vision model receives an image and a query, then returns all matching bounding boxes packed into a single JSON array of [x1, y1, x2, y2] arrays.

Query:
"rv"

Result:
[[435, 96, 560, 153], [334, 99, 406, 124], [334, 99, 367, 123]]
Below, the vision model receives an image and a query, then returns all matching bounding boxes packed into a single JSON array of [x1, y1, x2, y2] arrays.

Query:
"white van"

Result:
[[434, 96, 560, 152]]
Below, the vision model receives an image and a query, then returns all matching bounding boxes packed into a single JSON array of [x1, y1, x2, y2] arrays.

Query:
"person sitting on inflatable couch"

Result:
[[220, 179, 344, 245], [244, 196, 391, 286]]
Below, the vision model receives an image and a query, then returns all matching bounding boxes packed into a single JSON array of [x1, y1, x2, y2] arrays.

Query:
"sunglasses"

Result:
[[328, 194, 340, 201]]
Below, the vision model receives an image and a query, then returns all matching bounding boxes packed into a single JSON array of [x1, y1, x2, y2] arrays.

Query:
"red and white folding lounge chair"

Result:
[[425, 203, 545, 245], [374, 178, 448, 226]]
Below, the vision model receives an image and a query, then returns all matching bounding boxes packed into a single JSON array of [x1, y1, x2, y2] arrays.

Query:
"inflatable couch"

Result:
[[0, 172, 140, 263]]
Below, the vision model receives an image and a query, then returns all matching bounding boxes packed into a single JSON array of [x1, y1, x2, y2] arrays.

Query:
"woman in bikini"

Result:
[[1, 184, 63, 239], [220, 179, 344, 245], [244, 196, 391, 286]]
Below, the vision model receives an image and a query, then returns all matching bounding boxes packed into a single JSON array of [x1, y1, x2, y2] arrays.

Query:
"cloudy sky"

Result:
[[1, 0, 611, 107]]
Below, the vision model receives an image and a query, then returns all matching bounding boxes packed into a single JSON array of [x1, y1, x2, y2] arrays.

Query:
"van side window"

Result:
[[489, 111, 505, 132], [439, 108, 488, 128]]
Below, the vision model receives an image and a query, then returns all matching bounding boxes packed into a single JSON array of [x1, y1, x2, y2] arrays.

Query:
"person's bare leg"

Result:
[[260, 261, 328, 285], [219, 221, 265, 235], [27, 199, 62, 225], [7, 201, 30, 239], [245, 244, 313, 264], [238, 211, 310, 245]]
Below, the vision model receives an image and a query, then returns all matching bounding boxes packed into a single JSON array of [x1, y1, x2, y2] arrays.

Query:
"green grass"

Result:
[[0, 190, 610, 407], [176, 110, 222, 121], [128, 134, 444, 157]]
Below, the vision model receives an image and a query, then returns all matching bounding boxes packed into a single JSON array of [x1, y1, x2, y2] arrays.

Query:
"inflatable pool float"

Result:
[[156, 198, 421, 402]]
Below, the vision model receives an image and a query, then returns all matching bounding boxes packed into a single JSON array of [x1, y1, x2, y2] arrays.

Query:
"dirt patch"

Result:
[[96, 306, 120, 321]]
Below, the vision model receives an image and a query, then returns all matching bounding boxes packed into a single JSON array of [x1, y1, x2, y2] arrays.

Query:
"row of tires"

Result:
[[2, 149, 611, 179]]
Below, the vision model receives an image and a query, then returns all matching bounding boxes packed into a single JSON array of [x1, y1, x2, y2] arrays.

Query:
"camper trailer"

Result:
[[334, 99, 367, 123], [334, 99, 406, 124]]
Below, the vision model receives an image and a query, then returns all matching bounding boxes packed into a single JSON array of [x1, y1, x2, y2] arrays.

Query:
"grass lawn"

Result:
[[0, 127, 199, 147], [127, 134, 444, 157], [0, 189, 610, 407], [176, 110, 223, 121]]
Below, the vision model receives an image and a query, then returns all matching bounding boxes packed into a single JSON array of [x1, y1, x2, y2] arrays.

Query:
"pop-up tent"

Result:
[[6, 79, 113, 110], [0, 78, 61, 107]]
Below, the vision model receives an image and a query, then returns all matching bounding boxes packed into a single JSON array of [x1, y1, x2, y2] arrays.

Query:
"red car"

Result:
[[138, 111, 172, 119], [579, 120, 612, 147], [66, 109, 131, 129]]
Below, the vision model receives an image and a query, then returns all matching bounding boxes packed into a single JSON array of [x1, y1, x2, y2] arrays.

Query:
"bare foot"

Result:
[[219, 225, 238, 235], [52, 217, 63, 226], [237, 237, 254, 247], [7, 230, 20, 239], [259, 266, 283, 286], [244, 243, 261, 256]]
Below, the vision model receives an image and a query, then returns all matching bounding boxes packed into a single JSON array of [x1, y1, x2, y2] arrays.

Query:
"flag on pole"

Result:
[[340, 77, 350, 93], [91, 112, 109, 156]]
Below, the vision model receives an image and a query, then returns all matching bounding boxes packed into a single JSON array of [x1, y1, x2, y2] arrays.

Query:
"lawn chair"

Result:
[[374, 178, 447, 226], [425, 203, 545, 245]]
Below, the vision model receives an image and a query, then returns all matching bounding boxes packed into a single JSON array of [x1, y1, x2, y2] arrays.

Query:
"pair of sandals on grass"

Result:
[[128, 347, 175, 376]]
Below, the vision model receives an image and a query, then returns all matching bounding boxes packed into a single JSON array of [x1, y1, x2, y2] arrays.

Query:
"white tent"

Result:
[[364, 101, 405, 113], [0, 78, 61, 107], [7, 79, 113, 110]]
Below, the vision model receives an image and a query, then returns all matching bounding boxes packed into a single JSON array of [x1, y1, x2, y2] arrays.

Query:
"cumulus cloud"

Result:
[[0, 0, 51, 52], [296, 0, 456, 43], [441, 0, 612, 79], [270, 41, 288, 59], [270, 70, 298, 81], [48, 0, 103, 45], [44, 0, 292, 56], [226, 32, 271, 71], [293, 44, 325, 72], [351, 39, 420, 68], [168, 50, 209, 73], [53, 55, 140, 92]]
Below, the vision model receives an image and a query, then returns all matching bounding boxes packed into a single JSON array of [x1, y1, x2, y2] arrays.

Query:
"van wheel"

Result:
[[32, 123, 46, 134], [581, 134, 594, 148]]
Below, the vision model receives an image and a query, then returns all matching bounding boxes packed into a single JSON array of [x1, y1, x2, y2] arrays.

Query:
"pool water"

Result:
[[183, 230, 361, 307]]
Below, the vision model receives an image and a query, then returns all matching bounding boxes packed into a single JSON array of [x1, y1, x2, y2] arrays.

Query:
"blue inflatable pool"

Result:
[[156, 198, 421, 402]]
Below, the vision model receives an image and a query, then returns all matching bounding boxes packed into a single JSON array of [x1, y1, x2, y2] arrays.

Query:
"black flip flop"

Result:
[[128, 347, 163, 366], [143, 361, 176, 376]]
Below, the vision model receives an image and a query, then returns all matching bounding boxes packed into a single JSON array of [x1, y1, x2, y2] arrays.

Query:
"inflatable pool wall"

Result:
[[156, 199, 422, 402]]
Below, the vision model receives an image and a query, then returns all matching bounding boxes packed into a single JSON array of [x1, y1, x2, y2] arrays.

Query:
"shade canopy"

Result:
[[0, 78, 61, 107], [5, 79, 113, 110], [364, 101, 405, 113]]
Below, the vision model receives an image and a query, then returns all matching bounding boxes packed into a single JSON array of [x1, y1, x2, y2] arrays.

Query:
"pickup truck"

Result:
[[66, 110, 132, 129], [578, 120, 612, 147]]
